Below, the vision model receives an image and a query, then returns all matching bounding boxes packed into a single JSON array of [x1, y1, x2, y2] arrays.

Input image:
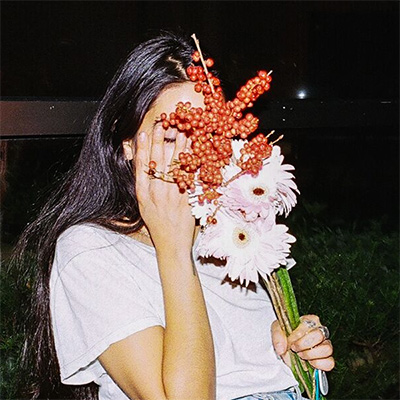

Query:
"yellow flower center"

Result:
[[233, 227, 250, 248]]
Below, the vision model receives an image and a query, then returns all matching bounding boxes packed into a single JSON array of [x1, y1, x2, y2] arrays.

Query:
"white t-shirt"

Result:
[[50, 223, 297, 400]]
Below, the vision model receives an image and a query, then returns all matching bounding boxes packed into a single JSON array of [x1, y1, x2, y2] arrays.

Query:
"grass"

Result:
[[287, 201, 399, 399]]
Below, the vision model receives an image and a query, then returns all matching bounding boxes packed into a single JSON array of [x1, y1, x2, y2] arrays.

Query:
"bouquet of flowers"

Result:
[[151, 34, 328, 399]]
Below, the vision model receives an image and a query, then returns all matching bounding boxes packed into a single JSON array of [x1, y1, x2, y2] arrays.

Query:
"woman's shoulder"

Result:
[[54, 222, 155, 273], [54, 223, 125, 268], [57, 222, 120, 247]]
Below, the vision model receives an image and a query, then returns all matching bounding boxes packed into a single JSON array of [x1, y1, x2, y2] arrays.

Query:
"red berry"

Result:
[[149, 161, 157, 170], [192, 51, 200, 62], [206, 58, 214, 67]]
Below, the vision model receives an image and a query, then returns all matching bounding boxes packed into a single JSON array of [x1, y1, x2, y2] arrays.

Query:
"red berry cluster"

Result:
[[238, 133, 273, 175], [160, 51, 273, 203]]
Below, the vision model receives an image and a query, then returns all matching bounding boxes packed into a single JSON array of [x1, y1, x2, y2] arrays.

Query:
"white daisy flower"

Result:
[[219, 145, 299, 220], [196, 208, 296, 286]]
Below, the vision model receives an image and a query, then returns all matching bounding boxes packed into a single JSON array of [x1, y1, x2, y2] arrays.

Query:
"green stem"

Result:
[[267, 267, 325, 399], [289, 352, 304, 394], [276, 267, 301, 328], [292, 352, 314, 398]]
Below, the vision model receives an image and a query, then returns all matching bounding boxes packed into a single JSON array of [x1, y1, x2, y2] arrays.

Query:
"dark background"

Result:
[[1, 1, 399, 100]]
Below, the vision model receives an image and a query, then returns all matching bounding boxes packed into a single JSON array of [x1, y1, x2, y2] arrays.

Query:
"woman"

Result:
[[16, 31, 334, 400]]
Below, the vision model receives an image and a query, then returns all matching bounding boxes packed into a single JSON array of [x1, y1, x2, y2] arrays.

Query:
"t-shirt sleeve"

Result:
[[50, 225, 163, 385]]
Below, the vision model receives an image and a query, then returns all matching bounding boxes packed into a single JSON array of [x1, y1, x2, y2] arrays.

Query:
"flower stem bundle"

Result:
[[263, 268, 326, 400]]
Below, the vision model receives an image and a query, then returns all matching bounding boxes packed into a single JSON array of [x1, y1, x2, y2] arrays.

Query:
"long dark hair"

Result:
[[13, 31, 198, 399]]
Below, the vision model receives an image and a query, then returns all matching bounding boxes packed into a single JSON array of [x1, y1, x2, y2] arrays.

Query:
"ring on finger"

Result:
[[318, 325, 330, 340]]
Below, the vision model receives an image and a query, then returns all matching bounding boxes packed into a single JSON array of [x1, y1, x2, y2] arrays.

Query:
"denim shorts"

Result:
[[233, 386, 307, 400]]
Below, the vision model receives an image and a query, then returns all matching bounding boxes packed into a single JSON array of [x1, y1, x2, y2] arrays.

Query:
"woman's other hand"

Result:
[[271, 314, 335, 371]]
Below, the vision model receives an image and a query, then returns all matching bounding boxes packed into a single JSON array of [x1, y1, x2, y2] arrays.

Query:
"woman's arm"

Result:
[[156, 244, 216, 399], [99, 127, 215, 400]]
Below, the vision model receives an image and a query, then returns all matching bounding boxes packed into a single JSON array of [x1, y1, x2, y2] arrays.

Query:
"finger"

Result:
[[185, 136, 193, 153], [271, 320, 287, 356], [169, 131, 187, 169], [290, 327, 326, 352], [309, 356, 335, 371], [296, 340, 333, 360], [288, 315, 321, 346], [299, 314, 321, 331], [150, 124, 166, 171], [135, 131, 150, 199]]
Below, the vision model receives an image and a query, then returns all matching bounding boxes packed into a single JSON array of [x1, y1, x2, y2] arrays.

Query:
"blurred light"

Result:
[[297, 90, 307, 99]]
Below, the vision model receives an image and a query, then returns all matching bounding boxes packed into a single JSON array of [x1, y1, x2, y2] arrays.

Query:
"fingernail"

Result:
[[138, 131, 146, 141]]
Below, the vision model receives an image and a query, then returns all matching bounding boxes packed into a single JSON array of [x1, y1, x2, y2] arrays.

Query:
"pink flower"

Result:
[[219, 145, 299, 220], [196, 209, 296, 286]]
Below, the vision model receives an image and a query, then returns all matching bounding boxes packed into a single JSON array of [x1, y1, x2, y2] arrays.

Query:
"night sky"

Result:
[[1, 1, 399, 100]]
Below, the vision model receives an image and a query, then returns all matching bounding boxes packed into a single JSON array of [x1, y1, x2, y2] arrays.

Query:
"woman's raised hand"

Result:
[[135, 124, 195, 251], [271, 314, 335, 371], [134, 122, 216, 400]]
